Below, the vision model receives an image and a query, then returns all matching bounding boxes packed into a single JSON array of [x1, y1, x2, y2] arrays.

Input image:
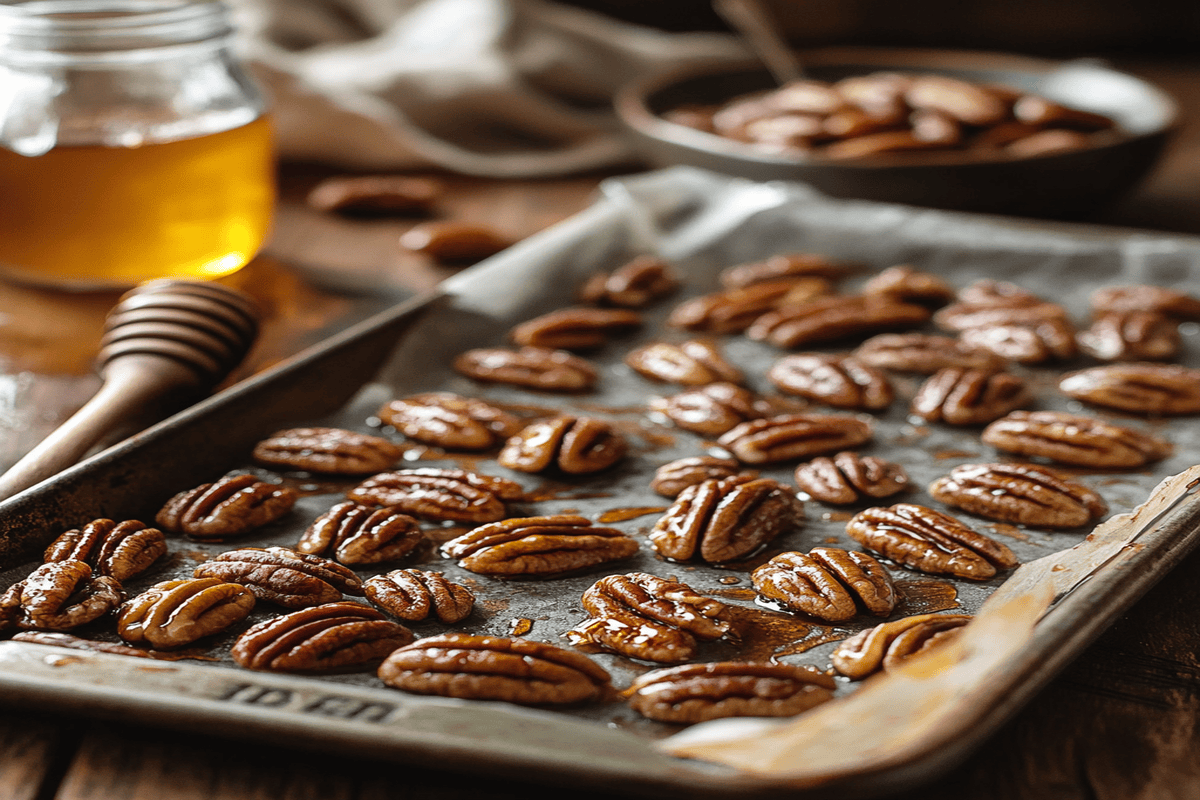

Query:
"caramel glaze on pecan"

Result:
[[509, 307, 642, 350], [379, 633, 612, 704], [626, 661, 836, 724], [831, 613, 973, 680], [650, 478, 804, 564], [1077, 311, 1182, 362], [718, 413, 873, 465], [929, 463, 1107, 529], [0, 561, 122, 632], [497, 416, 627, 475], [958, 318, 1078, 364], [719, 252, 855, 288], [668, 277, 833, 334], [747, 294, 931, 349], [981, 410, 1172, 468], [442, 515, 638, 577], [578, 255, 680, 308], [650, 456, 756, 498], [453, 346, 597, 392], [648, 382, 774, 437], [378, 392, 521, 451], [566, 572, 732, 663], [348, 468, 524, 523], [751, 547, 897, 621], [193, 547, 363, 608], [910, 367, 1032, 426], [251, 427, 402, 475], [861, 265, 955, 307], [853, 333, 1006, 374], [297, 502, 425, 565], [363, 569, 475, 623], [1059, 363, 1200, 416], [625, 340, 743, 385], [846, 503, 1018, 580], [117, 577, 256, 649], [44, 518, 166, 582], [156, 474, 297, 540], [767, 353, 893, 411], [232, 601, 413, 673], [1091, 285, 1200, 321], [793, 451, 909, 504]]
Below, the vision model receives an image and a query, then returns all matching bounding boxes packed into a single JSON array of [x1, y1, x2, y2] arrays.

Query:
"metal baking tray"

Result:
[[2, 166, 1200, 797]]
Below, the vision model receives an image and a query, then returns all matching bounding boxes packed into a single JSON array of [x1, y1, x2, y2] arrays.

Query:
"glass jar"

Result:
[[0, 0, 274, 289]]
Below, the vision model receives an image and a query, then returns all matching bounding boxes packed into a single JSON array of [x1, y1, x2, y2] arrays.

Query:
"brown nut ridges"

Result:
[[510, 307, 642, 350], [853, 333, 1006, 374], [378, 392, 520, 450], [625, 340, 743, 385], [910, 368, 1032, 426], [650, 456, 754, 498], [747, 294, 930, 348], [297, 502, 425, 565], [193, 547, 363, 608], [793, 451, 909, 504], [718, 413, 873, 465], [626, 661, 836, 723], [363, 569, 475, 623], [251, 427, 402, 474], [442, 515, 638, 577], [846, 503, 1018, 580], [831, 613, 974, 679], [44, 518, 166, 582], [453, 346, 597, 392], [156, 474, 297, 539], [981, 411, 1172, 468], [649, 382, 773, 437], [498, 416, 626, 475], [719, 252, 854, 288], [348, 468, 523, 523], [233, 602, 413, 672], [668, 278, 833, 334], [579, 255, 680, 308], [929, 463, 1107, 528], [768, 353, 893, 410], [752, 548, 897, 621], [0, 561, 123, 632], [1077, 311, 1181, 362], [1059, 363, 1200, 415], [118, 578, 255, 648]]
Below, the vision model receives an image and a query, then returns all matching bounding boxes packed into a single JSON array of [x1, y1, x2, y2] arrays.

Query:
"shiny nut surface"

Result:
[[668, 277, 833, 333], [453, 346, 597, 392], [378, 392, 520, 450], [751, 547, 896, 621], [846, 504, 1018, 580], [650, 456, 753, 498], [44, 518, 166, 582], [718, 413, 873, 465], [510, 307, 642, 350], [1077, 311, 1182, 362], [831, 613, 973, 680], [910, 368, 1032, 426], [348, 468, 523, 523], [232, 601, 413, 672], [793, 451, 909, 504], [767, 353, 893, 410], [579, 255, 680, 308], [117, 577, 255, 648], [861, 265, 955, 307], [442, 514, 638, 577], [1091, 285, 1200, 321], [1059, 363, 1200, 415], [297, 502, 425, 565], [0, 560, 122, 632], [497, 416, 627, 475], [981, 410, 1172, 468], [648, 382, 772, 437], [252, 427, 402, 475], [853, 333, 1006, 374], [398, 221, 511, 263], [363, 569, 475, 623], [625, 340, 743, 385], [719, 253, 854, 288], [930, 463, 1107, 529], [958, 318, 1077, 364], [156, 474, 297, 539], [193, 547, 363, 608], [626, 661, 836, 723], [747, 294, 930, 348]]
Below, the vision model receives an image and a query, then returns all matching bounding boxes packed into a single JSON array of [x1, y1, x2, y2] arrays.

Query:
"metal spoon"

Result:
[[713, 0, 805, 84]]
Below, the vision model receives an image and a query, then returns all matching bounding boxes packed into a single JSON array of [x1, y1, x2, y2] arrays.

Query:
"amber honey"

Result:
[[0, 115, 274, 288]]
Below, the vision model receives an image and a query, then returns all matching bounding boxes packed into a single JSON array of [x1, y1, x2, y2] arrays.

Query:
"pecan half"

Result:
[[117, 577, 255, 648], [377, 392, 520, 450], [747, 294, 931, 348], [793, 451, 909, 504], [398, 221, 512, 263], [297, 502, 425, 565], [717, 413, 873, 465], [958, 318, 1077, 364], [252, 427, 402, 475], [751, 547, 897, 621], [1059, 363, 1200, 415], [379, 633, 611, 704], [846, 504, 1018, 580], [910, 368, 1032, 425], [929, 463, 1107, 528], [44, 519, 166, 582], [767, 353, 893, 410], [579, 255, 680, 308], [853, 333, 1006, 373], [626, 661, 836, 723], [1077, 311, 1181, 362], [981, 411, 1172, 468], [649, 478, 804, 564], [719, 253, 854, 288], [648, 382, 773, 437], [650, 456, 755, 498], [348, 468, 523, 523], [510, 307, 642, 350], [905, 75, 1009, 125], [566, 572, 731, 663], [0, 561, 122, 632], [193, 547, 363, 608], [668, 278, 833, 333], [363, 569, 475, 623], [861, 265, 955, 307], [232, 601, 413, 672], [831, 613, 973, 680], [1091, 285, 1200, 321], [497, 416, 627, 475], [156, 474, 297, 539], [933, 294, 1069, 334], [306, 174, 441, 215], [442, 515, 638, 577], [625, 340, 743, 385], [453, 346, 597, 392]]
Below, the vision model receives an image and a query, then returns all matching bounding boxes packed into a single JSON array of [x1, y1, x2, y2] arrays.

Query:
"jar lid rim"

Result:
[[0, 0, 233, 53]]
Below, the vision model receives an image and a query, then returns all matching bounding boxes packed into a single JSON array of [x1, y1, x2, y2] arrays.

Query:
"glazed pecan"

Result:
[[348, 468, 523, 523], [497, 416, 627, 475], [793, 451, 909, 504], [0, 561, 122, 632], [442, 514, 638, 577], [377, 392, 520, 450], [578, 255, 680, 308], [717, 413, 873, 465], [831, 613, 973, 680], [981, 410, 1172, 468], [232, 601, 413, 672], [156, 474, 297, 539], [363, 569, 475, 623], [252, 427, 402, 475], [625, 340, 743, 385], [719, 252, 855, 288], [649, 478, 804, 564], [846, 504, 1018, 580], [566, 572, 731, 663], [861, 265, 955, 307], [929, 463, 1107, 528], [751, 547, 897, 621], [668, 278, 833, 333], [954, 279, 1041, 306], [398, 221, 511, 263], [767, 353, 893, 410], [933, 293, 1069, 334], [452, 346, 597, 392], [306, 174, 441, 215], [379, 633, 612, 704], [297, 502, 425, 565], [193, 547, 363, 608], [509, 307, 642, 350], [648, 382, 773, 437], [626, 661, 836, 723], [853, 333, 1006, 374], [11, 631, 152, 658], [910, 367, 1031, 425], [44, 518, 166, 582], [1091, 285, 1200, 321], [117, 577, 255, 648], [1059, 363, 1200, 415], [905, 75, 1009, 125], [747, 294, 930, 348], [1077, 311, 1181, 362], [650, 456, 754, 498], [958, 318, 1078, 364]]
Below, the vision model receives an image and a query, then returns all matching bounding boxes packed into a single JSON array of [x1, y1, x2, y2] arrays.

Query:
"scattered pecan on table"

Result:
[[193, 547, 363, 608], [348, 468, 524, 523], [232, 601, 413, 672], [363, 569, 475, 624], [306, 174, 441, 216], [453, 346, 598, 392], [117, 577, 255, 649], [43, 518, 166, 582], [252, 427, 402, 474], [1058, 363, 1200, 415], [0, 561, 122, 632], [399, 221, 512, 263], [751, 547, 897, 622], [981, 410, 1172, 468], [831, 613, 974, 680], [626, 661, 836, 723], [650, 456, 755, 498], [929, 463, 1108, 529], [497, 415, 627, 474], [767, 353, 893, 410], [793, 451, 909, 504], [378, 392, 521, 450], [717, 413, 873, 465], [156, 474, 297, 539], [296, 502, 426, 565], [443, 515, 638, 577]]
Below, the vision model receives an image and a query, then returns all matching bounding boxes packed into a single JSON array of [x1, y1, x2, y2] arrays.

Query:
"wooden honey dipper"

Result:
[[0, 280, 260, 501]]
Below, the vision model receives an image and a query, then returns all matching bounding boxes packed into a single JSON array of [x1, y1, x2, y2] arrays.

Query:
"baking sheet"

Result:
[[1, 167, 1200, 797]]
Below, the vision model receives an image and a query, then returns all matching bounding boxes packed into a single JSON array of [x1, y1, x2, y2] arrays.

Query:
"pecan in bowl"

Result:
[[747, 294, 930, 349], [378, 392, 521, 451], [44, 518, 166, 582], [717, 413, 873, 465], [579, 255, 679, 308], [379, 633, 612, 704], [929, 463, 1107, 529], [767, 353, 893, 410], [193, 547, 363, 608], [846, 504, 1018, 580], [625, 340, 743, 385], [793, 451, 909, 504], [348, 468, 523, 523], [453, 346, 597, 392], [650, 456, 755, 498], [297, 502, 425, 565], [626, 661, 836, 723], [497, 416, 626, 475], [156, 474, 297, 540], [831, 613, 973, 680], [443, 515, 638, 577], [648, 382, 773, 437], [232, 601, 413, 673], [910, 367, 1031, 426], [1058, 363, 1200, 415], [117, 577, 255, 649], [363, 569, 475, 623], [981, 410, 1172, 468], [751, 547, 897, 621], [251, 427, 402, 475], [1077, 311, 1181, 362], [510, 307, 642, 350], [852, 333, 1006, 374], [0, 561, 122, 632]]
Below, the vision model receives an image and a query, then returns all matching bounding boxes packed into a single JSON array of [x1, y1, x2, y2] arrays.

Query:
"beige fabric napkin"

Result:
[[231, 0, 747, 176]]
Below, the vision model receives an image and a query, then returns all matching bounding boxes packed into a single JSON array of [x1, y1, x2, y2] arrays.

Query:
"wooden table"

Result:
[[3, 58, 1200, 800]]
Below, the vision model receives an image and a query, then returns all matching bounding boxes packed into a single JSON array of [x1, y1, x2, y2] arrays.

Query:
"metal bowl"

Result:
[[614, 48, 1179, 216]]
